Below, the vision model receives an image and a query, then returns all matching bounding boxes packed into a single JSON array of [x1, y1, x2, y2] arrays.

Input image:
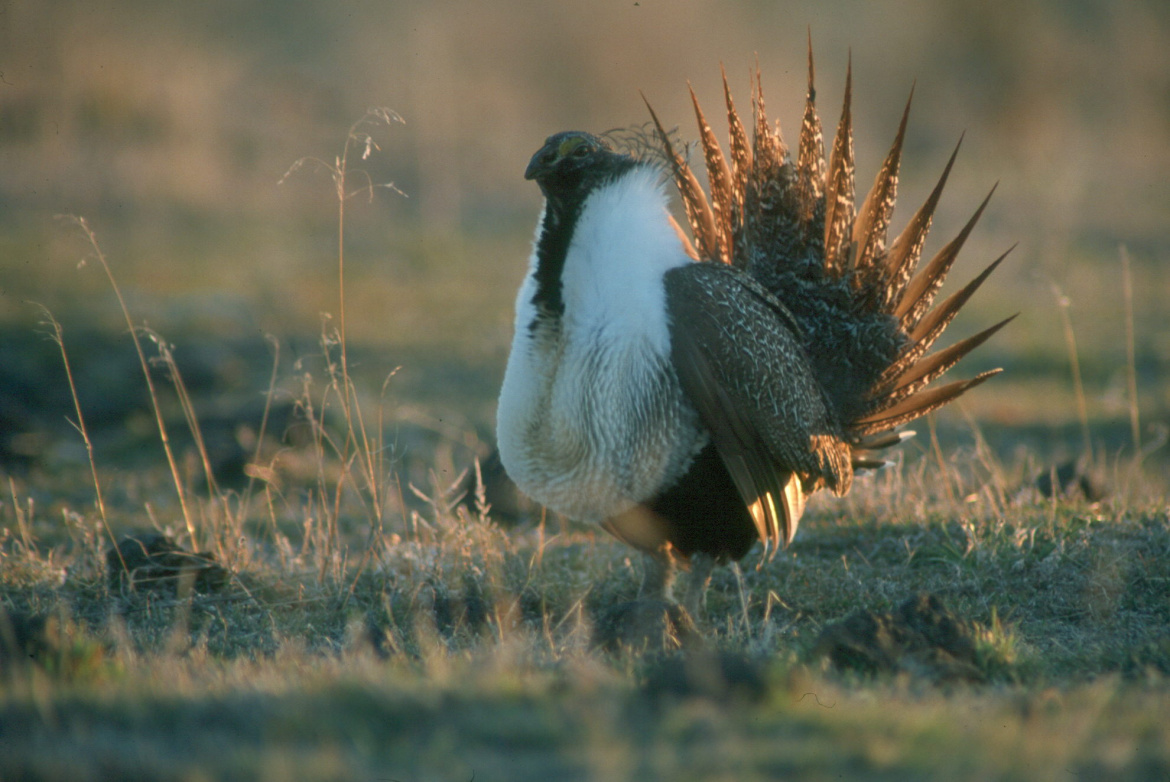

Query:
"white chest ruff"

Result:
[[499, 333, 704, 522], [497, 169, 705, 523]]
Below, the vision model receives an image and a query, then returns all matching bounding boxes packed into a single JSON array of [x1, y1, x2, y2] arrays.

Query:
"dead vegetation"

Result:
[[1, 239, 1167, 776]]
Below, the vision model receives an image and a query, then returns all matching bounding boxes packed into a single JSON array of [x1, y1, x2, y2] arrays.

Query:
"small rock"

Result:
[[811, 592, 984, 682], [0, 609, 49, 671], [107, 533, 227, 595], [0, 609, 107, 680], [1035, 459, 1109, 502]]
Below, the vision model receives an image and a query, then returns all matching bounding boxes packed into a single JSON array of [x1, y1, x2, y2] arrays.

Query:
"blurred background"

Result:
[[1, 0, 1167, 481]]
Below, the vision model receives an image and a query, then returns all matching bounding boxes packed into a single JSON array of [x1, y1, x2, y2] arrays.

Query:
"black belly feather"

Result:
[[645, 443, 758, 561]]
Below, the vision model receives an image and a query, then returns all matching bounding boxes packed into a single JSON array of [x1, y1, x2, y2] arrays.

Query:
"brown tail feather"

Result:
[[750, 68, 787, 176], [867, 313, 1017, 417], [823, 56, 855, 277], [854, 370, 1002, 435], [721, 65, 752, 220], [869, 247, 1011, 401], [854, 87, 912, 292], [853, 430, 916, 450], [851, 454, 891, 470], [875, 241, 1012, 395], [892, 314, 1016, 394], [689, 83, 736, 266], [881, 136, 961, 309], [907, 246, 1013, 348], [895, 183, 998, 327], [643, 93, 720, 262], [794, 40, 826, 226], [850, 429, 917, 470]]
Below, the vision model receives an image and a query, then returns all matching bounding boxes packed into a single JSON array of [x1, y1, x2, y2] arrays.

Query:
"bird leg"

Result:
[[644, 546, 715, 619], [682, 552, 716, 618], [590, 543, 703, 652], [642, 542, 680, 602]]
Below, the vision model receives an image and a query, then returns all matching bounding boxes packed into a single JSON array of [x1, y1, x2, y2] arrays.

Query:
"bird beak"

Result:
[[524, 139, 560, 181]]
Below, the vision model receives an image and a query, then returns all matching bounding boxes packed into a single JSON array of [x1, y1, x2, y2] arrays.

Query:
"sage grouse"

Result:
[[497, 52, 1013, 611]]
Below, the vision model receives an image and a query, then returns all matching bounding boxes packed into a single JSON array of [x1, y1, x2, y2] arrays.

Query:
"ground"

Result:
[[1, 297, 1167, 779]]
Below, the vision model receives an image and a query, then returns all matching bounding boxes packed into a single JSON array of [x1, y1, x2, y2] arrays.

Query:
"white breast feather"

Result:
[[497, 167, 705, 523]]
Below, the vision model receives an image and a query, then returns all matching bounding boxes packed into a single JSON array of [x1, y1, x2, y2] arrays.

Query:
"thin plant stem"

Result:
[[279, 108, 403, 583], [36, 306, 127, 578], [63, 216, 199, 549], [238, 334, 282, 524], [1051, 283, 1092, 461], [1120, 246, 1141, 461], [145, 329, 220, 500], [927, 413, 956, 507]]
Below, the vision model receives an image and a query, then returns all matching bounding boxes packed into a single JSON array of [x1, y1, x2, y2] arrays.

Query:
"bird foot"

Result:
[[593, 598, 703, 653]]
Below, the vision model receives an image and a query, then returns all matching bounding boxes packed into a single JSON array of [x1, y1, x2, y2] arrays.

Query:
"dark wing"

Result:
[[664, 262, 849, 555]]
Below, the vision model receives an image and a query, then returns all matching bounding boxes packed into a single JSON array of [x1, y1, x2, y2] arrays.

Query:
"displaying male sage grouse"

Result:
[[497, 50, 1014, 615]]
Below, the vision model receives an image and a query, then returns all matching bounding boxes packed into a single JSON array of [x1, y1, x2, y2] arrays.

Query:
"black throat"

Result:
[[528, 197, 583, 327]]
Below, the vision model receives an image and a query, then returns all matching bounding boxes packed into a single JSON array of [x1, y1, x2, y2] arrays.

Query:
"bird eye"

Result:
[[571, 144, 591, 158]]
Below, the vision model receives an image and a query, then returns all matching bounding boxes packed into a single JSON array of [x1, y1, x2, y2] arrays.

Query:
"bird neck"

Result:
[[527, 165, 690, 347]]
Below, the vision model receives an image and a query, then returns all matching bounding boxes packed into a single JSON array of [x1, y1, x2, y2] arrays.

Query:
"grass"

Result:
[[3, 101, 1170, 781], [4, 316, 1169, 780], [2, 448, 1168, 780]]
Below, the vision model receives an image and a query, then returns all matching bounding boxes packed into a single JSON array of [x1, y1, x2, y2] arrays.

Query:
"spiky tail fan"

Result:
[[647, 43, 1014, 476]]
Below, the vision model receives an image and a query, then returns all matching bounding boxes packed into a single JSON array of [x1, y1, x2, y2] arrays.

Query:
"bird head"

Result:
[[525, 131, 636, 203]]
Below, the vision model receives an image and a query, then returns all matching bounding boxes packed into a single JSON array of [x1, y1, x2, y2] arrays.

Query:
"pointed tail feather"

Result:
[[881, 136, 961, 308], [690, 83, 736, 266], [906, 246, 1013, 348], [868, 247, 1011, 405], [854, 370, 1002, 435], [895, 183, 998, 328], [643, 93, 720, 262], [854, 87, 912, 292], [874, 313, 1018, 410], [823, 56, 856, 277], [851, 454, 892, 470], [850, 430, 917, 470], [722, 64, 752, 219], [853, 429, 917, 450], [795, 39, 826, 227], [750, 67, 788, 177]]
